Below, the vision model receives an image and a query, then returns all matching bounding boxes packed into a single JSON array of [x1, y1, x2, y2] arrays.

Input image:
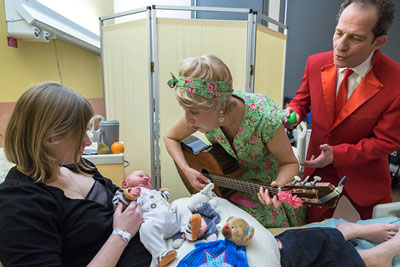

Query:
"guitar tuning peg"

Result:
[[312, 176, 322, 185], [291, 176, 302, 185], [301, 175, 310, 185]]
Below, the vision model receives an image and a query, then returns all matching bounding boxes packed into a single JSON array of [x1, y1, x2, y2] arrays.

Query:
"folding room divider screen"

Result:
[[254, 23, 287, 104], [101, 17, 152, 189], [100, 6, 287, 200]]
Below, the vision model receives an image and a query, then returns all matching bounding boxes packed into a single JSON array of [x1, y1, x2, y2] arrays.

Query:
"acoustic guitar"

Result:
[[175, 136, 346, 208]]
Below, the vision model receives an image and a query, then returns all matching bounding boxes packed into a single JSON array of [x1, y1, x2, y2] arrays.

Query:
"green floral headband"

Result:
[[167, 73, 233, 101]]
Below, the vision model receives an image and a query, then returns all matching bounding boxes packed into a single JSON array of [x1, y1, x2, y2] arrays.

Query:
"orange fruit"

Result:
[[111, 142, 125, 154]]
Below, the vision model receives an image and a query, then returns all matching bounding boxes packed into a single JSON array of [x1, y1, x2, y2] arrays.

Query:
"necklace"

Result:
[[221, 99, 244, 144], [65, 170, 85, 198], [48, 167, 92, 199]]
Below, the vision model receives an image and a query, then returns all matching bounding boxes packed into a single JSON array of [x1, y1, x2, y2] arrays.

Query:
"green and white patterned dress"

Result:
[[205, 91, 306, 228]]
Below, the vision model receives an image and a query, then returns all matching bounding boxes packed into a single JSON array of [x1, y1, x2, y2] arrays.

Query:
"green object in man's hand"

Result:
[[288, 112, 297, 125]]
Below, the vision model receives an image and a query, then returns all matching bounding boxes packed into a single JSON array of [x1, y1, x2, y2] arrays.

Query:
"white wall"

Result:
[[268, 0, 281, 32], [114, 0, 191, 23]]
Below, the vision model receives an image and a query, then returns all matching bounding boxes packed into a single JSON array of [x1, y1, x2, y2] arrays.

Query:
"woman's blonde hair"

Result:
[[4, 82, 94, 182], [175, 55, 234, 112]]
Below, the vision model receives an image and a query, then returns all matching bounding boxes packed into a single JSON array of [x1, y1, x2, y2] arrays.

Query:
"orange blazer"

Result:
[[290, 50, 400, 206]]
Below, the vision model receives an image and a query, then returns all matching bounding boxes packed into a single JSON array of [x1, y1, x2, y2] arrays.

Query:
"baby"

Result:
[[113, 170, 208, 267]]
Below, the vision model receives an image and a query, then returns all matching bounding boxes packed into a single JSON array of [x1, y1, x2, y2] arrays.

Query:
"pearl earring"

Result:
[[219, 110, 225, 123]]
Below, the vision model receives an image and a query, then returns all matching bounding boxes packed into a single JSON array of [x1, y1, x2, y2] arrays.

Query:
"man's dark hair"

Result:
[[337, 0, 395, 38]]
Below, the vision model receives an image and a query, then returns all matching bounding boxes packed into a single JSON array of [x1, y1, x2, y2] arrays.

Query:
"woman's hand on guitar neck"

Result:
[[257, 181, 282, 208], [183, 166, 211, 191]]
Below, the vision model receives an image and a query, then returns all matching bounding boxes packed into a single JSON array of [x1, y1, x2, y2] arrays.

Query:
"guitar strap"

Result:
[[230, 192, 258, 208]]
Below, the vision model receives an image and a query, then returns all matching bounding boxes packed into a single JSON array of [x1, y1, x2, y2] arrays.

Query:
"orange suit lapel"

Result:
[[321, 63, 337, 127], [331, 69, 383, 130]]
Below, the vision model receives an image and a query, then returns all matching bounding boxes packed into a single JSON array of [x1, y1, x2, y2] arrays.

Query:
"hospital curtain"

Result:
[[254, 24, 286, 107], [157, 18, 248, 199], [102, 19, 152, 175]]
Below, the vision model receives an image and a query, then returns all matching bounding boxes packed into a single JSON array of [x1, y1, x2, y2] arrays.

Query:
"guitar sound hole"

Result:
[[201, 169, 211, 179], [200, 169, 234, 199]]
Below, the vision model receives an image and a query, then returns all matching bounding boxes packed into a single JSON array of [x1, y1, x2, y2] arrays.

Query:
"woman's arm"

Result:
[[164, 115, 210, 191], [258, 125, 300, 208], [267, 125, 299, 187], [88, 201, 142, 267]]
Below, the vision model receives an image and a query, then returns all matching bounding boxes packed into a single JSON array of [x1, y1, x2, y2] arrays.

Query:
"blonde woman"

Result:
[[164, 55, 305, 228], [0, 83, 151, 266]]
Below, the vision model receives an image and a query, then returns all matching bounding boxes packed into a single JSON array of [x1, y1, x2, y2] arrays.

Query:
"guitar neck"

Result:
[[204, 173, 281, 196], [178, 136, 341, 208]]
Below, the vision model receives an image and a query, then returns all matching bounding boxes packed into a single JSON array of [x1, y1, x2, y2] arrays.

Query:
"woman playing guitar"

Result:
[[164, 54, 305, 228]]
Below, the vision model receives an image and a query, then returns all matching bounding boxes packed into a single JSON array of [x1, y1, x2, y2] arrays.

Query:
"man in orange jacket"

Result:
[[285, 0, 400, 223]]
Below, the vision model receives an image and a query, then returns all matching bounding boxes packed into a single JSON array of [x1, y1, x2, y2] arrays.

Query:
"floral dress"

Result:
[[205, 91, 306, 228]]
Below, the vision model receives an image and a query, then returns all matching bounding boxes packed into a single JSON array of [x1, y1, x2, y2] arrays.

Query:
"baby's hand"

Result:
[[130, 187, 141, 197]]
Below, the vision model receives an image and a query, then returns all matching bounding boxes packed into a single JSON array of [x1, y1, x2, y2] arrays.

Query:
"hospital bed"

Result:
[[1, 145, 400, 267], [0, 148, 280, 266], [147, 197, 400, 267]]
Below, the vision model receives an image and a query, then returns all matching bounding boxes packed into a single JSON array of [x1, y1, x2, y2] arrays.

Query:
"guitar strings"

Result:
[[203, 173, 331, 207], [204, 173, 289, 196]]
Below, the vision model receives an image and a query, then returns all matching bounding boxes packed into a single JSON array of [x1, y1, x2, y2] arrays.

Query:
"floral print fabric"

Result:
[[167, 73, 233, 101], [205, 92, 306, 228]]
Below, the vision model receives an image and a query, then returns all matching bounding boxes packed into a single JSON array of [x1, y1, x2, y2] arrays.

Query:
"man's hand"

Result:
[[283, 107, 299, 130], [302, 144, 333, 168]]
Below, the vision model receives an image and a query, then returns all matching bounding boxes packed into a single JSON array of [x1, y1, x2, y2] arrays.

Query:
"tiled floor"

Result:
[[332, 184, 400, 222]]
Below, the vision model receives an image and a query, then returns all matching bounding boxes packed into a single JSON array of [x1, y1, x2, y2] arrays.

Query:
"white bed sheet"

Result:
[[149, 197, 281, 267], [0, 149, 280, 266]]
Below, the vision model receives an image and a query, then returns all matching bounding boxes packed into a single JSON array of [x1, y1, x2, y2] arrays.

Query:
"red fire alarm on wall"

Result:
[[7, 36, 18, 48]]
